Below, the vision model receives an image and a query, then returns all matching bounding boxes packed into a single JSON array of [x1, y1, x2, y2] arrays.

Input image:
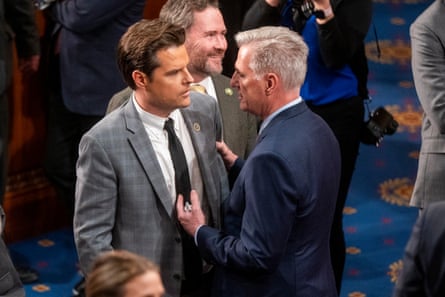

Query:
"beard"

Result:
[[188, 46, 224, 77]]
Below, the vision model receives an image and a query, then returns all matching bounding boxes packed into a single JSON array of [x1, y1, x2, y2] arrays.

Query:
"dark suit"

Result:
[[74, 92, 229, 297], [243, 2, 372, 292], [392, 201, 445, 297], [106, 74, 258, 159], [0, 1, 39, 295], [50, 0, 146, 115], [219, 0, 255, 76], [205, 74, 257, 159], [44, 0, 145, 215], [0, 207, 23, 297], [0, 0, 40, 201], [196, 102, 341, 297]]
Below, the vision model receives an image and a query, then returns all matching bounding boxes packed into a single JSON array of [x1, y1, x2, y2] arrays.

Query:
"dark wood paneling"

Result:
[[3, 169, 70, 243], [144, 0, 167, 19], [4, 0, 167, 243], [3, 10, 66, 244]]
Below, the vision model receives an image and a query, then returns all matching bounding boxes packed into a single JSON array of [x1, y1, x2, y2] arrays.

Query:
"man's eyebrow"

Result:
[[164, 67, 181, 75]]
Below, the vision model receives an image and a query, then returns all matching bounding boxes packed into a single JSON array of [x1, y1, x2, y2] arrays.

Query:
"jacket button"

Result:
[[173, 274, 181, 281], [175, 237, 181, 243]]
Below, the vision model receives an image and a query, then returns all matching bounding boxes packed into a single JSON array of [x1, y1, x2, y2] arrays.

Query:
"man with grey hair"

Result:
[[177, 26, 341, 297], [107, 0, 257, 160]]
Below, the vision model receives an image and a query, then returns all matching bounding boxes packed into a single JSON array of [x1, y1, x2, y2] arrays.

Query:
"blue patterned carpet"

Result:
[[8, 1, 432, 296], [8, 228, 81, 296], [341, 1, 430, 296]]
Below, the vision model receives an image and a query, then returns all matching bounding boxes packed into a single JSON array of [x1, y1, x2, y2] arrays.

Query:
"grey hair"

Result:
[[159, 0, 219, 30], [235, 26, 308, 91]]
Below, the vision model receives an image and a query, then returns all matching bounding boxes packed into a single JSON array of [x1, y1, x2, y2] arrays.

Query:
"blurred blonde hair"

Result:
[[86, 250, 161, 297]]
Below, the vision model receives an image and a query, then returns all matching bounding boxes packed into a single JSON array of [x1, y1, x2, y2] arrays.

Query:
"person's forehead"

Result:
[[237, 46, 253, 62], [189, 6, 226, 31], [124, 271, 164, 297], [155, 45, 189, 68]]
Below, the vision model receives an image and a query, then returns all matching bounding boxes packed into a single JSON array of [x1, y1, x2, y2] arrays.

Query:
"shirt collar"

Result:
[[132, 93, 181, 132], [259, 96, 303, 136]]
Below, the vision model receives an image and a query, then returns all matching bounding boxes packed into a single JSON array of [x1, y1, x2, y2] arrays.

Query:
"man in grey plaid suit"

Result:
[[74, 19, 229, 297]]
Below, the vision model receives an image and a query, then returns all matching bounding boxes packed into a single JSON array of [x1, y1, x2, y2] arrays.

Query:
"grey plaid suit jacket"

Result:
[[74, 92, 229, 297], [0, 207, 24, 297], [410, 0, 445, 208]]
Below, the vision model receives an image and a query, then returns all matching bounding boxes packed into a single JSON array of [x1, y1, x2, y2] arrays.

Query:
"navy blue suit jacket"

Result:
[[197, 102, 340, 297], [50, 0, 145, 116]]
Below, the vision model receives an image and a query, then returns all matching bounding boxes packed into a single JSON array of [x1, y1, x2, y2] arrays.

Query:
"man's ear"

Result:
[[265, 72, 278, 96], [132, 70, 147, 88]]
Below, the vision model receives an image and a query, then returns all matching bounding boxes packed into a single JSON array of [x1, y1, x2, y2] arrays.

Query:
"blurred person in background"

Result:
[[0, 0, 40, 287], [42, 0, 145, 218], [392, 201, 445, 297], [86, 250, 165, 297]]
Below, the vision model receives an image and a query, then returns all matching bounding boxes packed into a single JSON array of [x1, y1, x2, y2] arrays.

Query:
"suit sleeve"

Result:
[[242, 0, 282, 30], [228, 158, 244, 189], [242, 0, 372, 70], [0, 206, 4, 234], [197, 152, 298, 273], [0, 235, 24, 296], [392, 210, 425, 297], [245, 114, 258, 157], [51, 0, 139, 32], [4, 0, 40, 58], [74, 134, 117, 274], [410, 20, 445, 133], [315, 0, 372, 69]]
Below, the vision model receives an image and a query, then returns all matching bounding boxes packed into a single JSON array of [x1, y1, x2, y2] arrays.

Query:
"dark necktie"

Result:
[[164, 118, 191, 204], [164, 118, 203, 287]]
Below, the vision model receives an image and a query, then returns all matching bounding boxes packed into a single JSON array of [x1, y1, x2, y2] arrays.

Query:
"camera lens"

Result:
[[385, 119, 398, 135]]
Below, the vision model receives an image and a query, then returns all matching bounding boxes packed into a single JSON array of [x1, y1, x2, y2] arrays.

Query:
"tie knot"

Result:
[[190, 84, 208, 94], [164, 118, 174, 131]]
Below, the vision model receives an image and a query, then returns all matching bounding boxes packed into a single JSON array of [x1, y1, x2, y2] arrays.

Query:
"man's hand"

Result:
[[19, 55, 40, 78], [312, 0, 334, 24], [265, 0, 281, 7], [216, 141, 238, 170], [176, 190, 206, 236], [312, 0, 331, 9]]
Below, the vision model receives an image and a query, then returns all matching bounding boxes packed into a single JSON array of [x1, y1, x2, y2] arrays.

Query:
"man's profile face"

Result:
[[185, 6, 227, 79], [231, 45, 266, 118]]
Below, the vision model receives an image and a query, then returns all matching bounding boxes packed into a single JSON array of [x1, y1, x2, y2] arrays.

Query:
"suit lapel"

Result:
[[212, 74, 240, 143], [123, 100, 175, 218], [181, 103, 220, 226], [213, 75, 228, 140]]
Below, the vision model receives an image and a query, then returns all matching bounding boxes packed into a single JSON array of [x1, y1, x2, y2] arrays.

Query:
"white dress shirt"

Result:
[[132, 95, 204, 204]]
